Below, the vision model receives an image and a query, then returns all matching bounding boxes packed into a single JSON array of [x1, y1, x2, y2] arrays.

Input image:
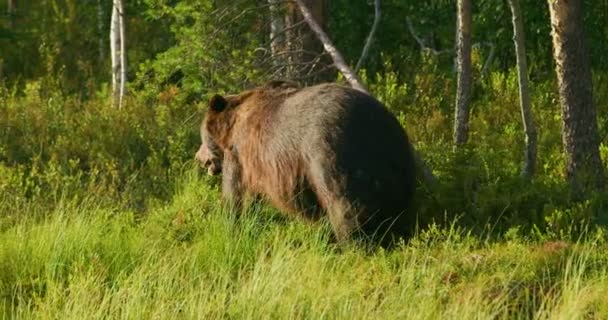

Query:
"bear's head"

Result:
[[195, 84, 290, 176], [195, 93, 240, 176]]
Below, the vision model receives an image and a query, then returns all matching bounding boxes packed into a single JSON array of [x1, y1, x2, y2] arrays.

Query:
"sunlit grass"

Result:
[[1, 172, 607, 319]]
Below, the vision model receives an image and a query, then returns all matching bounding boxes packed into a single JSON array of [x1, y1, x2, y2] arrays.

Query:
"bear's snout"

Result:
[[206, 162, 221, 176], [195, 144, 222, 176]]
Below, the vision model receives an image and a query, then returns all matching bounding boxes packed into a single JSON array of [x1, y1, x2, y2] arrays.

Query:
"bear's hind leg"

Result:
[[307, 161, 362, 243]]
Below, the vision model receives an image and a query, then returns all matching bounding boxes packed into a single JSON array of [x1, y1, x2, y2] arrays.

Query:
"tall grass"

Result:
[[2, 170, 608, 319]]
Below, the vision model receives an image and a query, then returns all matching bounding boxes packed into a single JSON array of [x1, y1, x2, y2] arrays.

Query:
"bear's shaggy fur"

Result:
[[195, 82, 417, 245]]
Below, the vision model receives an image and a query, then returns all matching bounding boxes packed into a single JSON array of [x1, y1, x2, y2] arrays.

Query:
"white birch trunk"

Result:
[[269, 0, 285, 57], [110, 0, 126, 109], [119, 0, 126, 108], [453, 0, 472, 148]]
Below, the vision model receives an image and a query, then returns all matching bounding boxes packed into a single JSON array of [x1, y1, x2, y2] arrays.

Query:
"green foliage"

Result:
[[0, 0, 172, 94], [2, 1, 608, 317], [133, 0, 267, 104], [358, 56, 608, 237], [0, 80, 200, 209]]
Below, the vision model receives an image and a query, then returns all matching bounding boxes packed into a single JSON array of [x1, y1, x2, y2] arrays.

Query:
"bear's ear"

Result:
[[209, 94, 227, 112]]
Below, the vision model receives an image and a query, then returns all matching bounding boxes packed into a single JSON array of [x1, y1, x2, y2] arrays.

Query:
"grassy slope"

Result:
[[2, 172, 608, 320]]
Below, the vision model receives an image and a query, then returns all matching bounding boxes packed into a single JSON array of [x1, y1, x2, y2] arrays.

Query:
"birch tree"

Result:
[[110, 0, 126, 109], [508, 0, 537, 179], [453, 0, 472, 148], [548, 0, 604, 196]]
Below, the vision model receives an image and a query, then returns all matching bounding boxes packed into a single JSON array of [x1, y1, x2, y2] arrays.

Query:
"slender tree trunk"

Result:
[[269, 0, 285, 57], [453, 0, 472, 148], [283, 1, 297, 78], [300, 0, 325, 61], [110, 0, 126, 109], [268, 0, 287, 74], [284, 0, 329, 81], [119, 0, 126, 107], [110, 2, 120, 108], [548, 0, 604, 196], [508, 0, 537, 179]]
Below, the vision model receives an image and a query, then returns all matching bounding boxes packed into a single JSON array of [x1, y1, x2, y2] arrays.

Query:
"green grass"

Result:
[[2, 172, 608, 319]]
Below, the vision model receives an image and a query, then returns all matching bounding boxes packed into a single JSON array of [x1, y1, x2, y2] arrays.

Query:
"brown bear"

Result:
[[195, 81, 417, 246]]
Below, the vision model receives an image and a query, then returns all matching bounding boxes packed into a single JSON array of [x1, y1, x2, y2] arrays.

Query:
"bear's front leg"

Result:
[[221, 149, 244, 213]]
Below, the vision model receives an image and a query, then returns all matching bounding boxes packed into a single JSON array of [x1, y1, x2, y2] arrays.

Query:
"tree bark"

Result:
[[548, 0, 604, 196], [300, 0, 325, 60], [508, 0, 537, 179], [283, 1, 297, 78], [269, 0, 285, 60], [453, 0, 472, 148], [110, 0, 126, 109], [283, 0, 330, 81], [119, 0, 126, 107]]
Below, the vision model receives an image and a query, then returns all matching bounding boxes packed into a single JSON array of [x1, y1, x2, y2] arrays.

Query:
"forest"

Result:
[[2, 0, 608, 318]]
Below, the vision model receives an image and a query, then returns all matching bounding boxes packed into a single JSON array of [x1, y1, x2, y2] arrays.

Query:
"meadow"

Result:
[[2, 170, 608, 319], [2, 69, 608, 319]]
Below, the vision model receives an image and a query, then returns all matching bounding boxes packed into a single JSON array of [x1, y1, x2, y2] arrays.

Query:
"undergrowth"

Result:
[[2, 58, 608, 318]]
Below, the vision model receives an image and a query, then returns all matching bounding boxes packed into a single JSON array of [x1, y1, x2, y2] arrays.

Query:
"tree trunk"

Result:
[[300, 0, 325, 62], [508, 0, 537, 179], [110, 2, 120, 108], [284, 0, 330, 82], [110, 0, 126, 109], [119, 0, 126, 107], [283, 1, 297, 78], [269, 0, 285, 58], [548, 0, 604, 196], [268, 0, 288, 76], [453, 0, 472, 148]]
